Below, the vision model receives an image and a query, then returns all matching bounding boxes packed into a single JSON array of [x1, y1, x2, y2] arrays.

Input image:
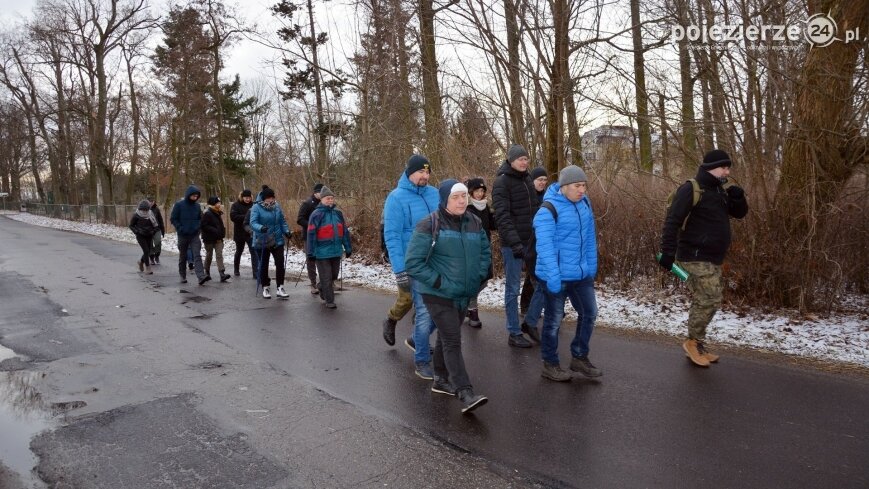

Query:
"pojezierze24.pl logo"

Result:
[[670, 13, 861, 48]]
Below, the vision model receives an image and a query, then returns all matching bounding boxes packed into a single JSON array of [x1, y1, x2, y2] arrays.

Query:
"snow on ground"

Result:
[[6, 212, 868, 368]]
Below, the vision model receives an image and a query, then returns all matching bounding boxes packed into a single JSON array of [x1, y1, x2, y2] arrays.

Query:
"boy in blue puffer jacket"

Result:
[[249, 186, 291, 299], [306, 186, 351, 309], [533, 165, 601, 382]]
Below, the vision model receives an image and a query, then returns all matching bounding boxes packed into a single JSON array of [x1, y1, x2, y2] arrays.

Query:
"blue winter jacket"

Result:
[[249, 200, 290, 248], [170, 185, 203, 236], [533, 183, 598, 294], [306, 204, 352, 260], [382, 173, 439, 274]]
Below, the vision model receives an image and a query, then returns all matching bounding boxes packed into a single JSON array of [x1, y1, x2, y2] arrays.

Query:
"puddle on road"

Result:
[[0, 343, 16, 362], [0, 370, 53, 488]]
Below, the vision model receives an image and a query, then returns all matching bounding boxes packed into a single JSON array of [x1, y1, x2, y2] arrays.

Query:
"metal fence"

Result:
[[18, 203, 166, 228]]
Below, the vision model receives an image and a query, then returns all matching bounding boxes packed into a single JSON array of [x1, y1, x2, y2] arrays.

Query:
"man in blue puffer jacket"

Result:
[[382, 155, 440, 380], [249, 186, 291, 299], [533, 165, 601, 382], [170, 185, 209, 285]]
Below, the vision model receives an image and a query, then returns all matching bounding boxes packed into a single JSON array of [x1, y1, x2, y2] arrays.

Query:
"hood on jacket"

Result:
[[184, 185, 201, 201], [496, 159, 528, 179], [543, 181, 589, 207], [395, 171, 432, 194]]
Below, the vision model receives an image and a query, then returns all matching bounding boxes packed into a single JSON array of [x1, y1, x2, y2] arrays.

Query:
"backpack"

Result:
[[666, 178, 734, 230], [524, 201, 558, 270]]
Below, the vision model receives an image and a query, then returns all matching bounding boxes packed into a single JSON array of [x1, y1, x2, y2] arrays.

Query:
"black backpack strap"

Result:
[[540, 201, 558, 221]]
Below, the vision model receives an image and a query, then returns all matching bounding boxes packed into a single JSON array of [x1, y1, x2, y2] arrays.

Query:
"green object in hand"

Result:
[[656, 253, 689, 281]]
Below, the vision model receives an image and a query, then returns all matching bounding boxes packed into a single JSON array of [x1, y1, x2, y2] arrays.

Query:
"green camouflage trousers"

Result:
[[388, 287, 413, 322], [679, 261, 723, 340]]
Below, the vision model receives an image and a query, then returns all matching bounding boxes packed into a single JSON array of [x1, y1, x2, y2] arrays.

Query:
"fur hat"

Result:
[[466, 177, 487, 193]]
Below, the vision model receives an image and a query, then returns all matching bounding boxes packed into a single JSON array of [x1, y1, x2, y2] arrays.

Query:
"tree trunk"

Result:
[[307, 0, 329, 177], [25, 115, 45, 203], [630, 0, 652, 171], [544, 0, 567, 175], [676, 0, 697, 166], [504, 0, 525, 146], [418, 0, 445, 162]]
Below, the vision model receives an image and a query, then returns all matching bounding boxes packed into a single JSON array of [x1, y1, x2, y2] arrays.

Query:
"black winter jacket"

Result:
[[150, 203, 165, 234], [130, 213, 158, 238], [467, 203, 496, 241], [230, 198, 253, 241], [201, 208, 227, 243], [661, 169, 749, 265], [492, 160, 539, 249], [297, 194, 320, 241]]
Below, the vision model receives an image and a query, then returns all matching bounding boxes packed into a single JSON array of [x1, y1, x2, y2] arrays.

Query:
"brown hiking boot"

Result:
[[541, 362, 571, 382], [137, 260, 144, 272], [696, 341, 719, 363], [682, 339, 711, 367]]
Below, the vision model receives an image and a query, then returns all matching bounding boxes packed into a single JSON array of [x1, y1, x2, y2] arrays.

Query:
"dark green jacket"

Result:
[[405, 208, 491, 309]]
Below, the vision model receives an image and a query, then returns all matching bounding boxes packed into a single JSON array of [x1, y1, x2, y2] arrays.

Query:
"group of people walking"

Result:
[[129, 145, 748, 415]]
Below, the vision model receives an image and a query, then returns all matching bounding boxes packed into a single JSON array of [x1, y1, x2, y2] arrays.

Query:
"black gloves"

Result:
[[344, 251, 351, 259], [726, 185, 745, 199], [511, 243, 525, 259], [260, 226, 269, 234], [284, 232, 292, 240], [658, 253, 675, 271]]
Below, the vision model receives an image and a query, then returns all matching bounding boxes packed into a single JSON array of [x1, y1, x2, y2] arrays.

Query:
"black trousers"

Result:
[[257, 246, 285, 287], [315, 257, 341, 303], [423, 295, 471, 391], [234, 237, 259, 276], [135, 234, 153, 266]]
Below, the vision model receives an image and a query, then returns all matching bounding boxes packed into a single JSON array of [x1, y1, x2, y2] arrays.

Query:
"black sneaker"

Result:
[[457, 388, 488, 414], [154, 256, 160, 265], [198, 275, 211, 286], [521, 322, 541, 343], [180, 277, 187, 284], [188, 263, 194, 270], [234, 268, 240, 277], [508, 334, 532, 348], [466, 309, 482, 328], [220, 273, 231, 283], [569, 356, 603, 378], [382, 317, 397, 346], [431, 376, 456, 396]]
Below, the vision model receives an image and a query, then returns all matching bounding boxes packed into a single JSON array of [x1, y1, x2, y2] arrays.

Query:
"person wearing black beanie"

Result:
[[231, 189, 258, 277], [298, 183, 326, 293], [659, 148, 748, 367]]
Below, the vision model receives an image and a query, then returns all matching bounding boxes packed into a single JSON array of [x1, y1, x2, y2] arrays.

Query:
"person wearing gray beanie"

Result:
[[507, 144, 530, 164], [558, 165, 588, 186], [318, 186, 335, 199]]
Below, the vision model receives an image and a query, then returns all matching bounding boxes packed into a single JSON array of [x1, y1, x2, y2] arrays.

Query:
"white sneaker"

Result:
[[262, 286, 271, 299], [276, 285, 288, 298]]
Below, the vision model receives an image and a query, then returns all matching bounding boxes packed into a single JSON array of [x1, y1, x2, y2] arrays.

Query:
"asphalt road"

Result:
[[1, 215, 868, 488]]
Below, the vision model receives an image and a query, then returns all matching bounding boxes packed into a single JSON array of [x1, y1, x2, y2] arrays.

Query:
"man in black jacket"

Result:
[[659, 149, 748, 367], [297, 183, 324, 294], [492, 144, 539, 348], [230, 189, 258, 278]]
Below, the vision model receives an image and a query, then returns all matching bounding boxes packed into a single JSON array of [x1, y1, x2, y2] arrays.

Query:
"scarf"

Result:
[[261, 200, 276, 210], [137, 209, 158, 228], [470, 197, 487, 211]]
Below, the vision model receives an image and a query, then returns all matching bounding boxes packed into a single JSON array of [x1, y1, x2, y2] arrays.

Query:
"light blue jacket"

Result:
[[382, 173, 439, 274], [533, 183, 598, 293], [249, 201, 290, 248]]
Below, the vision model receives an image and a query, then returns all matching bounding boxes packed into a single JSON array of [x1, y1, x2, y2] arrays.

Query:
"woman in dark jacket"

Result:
[[130, 200, 158, 274], [464, 178, 496, 328], [148, 197, 165, 265], [201, 196, 231, 282], [230, 189, 257, 277]]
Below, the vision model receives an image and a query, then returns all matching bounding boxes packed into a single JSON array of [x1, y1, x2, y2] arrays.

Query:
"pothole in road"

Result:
[[0, 370, 53, 488]]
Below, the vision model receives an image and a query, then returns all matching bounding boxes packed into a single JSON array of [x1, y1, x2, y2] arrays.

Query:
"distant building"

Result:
[[581, 125, 634, 164]]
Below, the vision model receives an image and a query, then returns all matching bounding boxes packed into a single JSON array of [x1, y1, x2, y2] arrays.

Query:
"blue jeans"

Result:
[[502, 247, 524, 336], [411, 280, 436, 364], [523, 282, 545, 328], [540, 277, 598, 365]]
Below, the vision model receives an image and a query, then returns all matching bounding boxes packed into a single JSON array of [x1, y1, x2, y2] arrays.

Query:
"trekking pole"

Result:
[[293, 258, 305, 287], [255, 231, 267, 297]]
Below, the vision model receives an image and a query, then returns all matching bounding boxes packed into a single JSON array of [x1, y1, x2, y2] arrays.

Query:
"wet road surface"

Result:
[[1, 215, 868, 488]]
